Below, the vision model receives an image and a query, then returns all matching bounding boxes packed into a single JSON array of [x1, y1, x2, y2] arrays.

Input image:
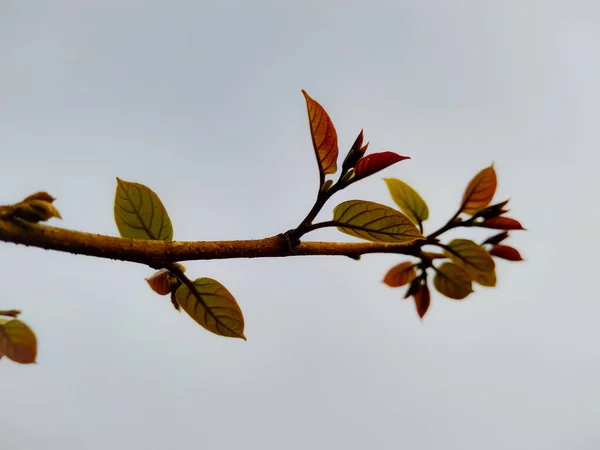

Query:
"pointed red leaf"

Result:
[[354, 152, 410, 181], [489, 245, 524, 261], [480, 217, 525, 230], [413, 283, 431, 319]]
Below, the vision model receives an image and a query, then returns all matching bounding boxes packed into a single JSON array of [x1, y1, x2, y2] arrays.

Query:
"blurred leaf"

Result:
[[383, 262, 416, 287], [482, 231, 510, 246], [445, 238, 495, 276], [333, 200, 424, 243], [461, 165, 497, 215], [404, 277, 422, 299], [489, 245, 524, 261], [384, 178, 429, 225], [0, 319, 37, 364], [0, 191, 62, 223], [433, 263, 473, 300], [353, 152, 410, 181], [175, 278, 246, 340], [114, 178, 173, 241], [413, 283, 431, 318], [480, 217, 525, 230], [302, 90, 338, 176], [422, 251, 446, 260], [145, 269, 179, 296]]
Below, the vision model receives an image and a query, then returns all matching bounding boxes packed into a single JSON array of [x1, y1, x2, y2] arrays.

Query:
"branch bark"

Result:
[[0, 219, 422, 268]]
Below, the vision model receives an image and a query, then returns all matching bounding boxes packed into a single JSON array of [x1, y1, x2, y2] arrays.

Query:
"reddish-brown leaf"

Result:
[[489, 245, 524, 261], [354, 152, 410, 181], [341, 130, 366, 172], [383, 262, 416, 287], [480, 217, 525, 230], [461, 165, 497, 215], [302, 90, 338, 175], [482, 231, 510, 246], [413, 283, 431, 319]]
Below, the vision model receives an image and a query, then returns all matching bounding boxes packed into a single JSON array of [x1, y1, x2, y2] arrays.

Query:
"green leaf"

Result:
[[383, 178, 429, 226], [332, 200, 424, 243], [175, 278, 246, 340], [0, 319, 37, 364], [444, 239, 495, 286], [114, 178, 173, 241], [433, 263, 473, 300]]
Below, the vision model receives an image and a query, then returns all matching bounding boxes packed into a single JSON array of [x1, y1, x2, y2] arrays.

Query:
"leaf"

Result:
[[175, 278, 246, 339], [480, 217, 525, 230], [0, 319, 37, 363], [413, 283, 431, 318], [467, 268, 497, 287], [461, 165, 497, 215], [445, 239, 495, 277], [302, 90, 338, 176], [383, 262, 416, 287], [146, 269, 179, 296], [433, 263, 473, 300], [0, 191, 62, 223], [341, 129, 366, 172], [332, 200, 424, 243], [384, 178, 429, 225], [353, 152, 410, 181], [114, 178, 173, 241], [482, 231, 510, 246], [489, 245, 524, 261]]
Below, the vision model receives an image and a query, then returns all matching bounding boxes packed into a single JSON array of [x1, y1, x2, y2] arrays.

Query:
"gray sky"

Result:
[[1, 1, 599, 449]]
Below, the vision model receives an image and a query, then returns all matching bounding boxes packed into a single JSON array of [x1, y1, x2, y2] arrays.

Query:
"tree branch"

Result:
[[0, 219, 423, 268]]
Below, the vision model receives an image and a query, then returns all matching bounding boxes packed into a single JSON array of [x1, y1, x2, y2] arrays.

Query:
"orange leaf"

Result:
[[383, 262, 416, 287], [413, 283, 431, 318], [461, 165, 497, 215], [489, 245, 524, 261], [353, 152, 410, 181], [433, 263, 473, 300], [0, 319, 37, 364], [302, 90, 338, 175], [480, 217, 525, 230]]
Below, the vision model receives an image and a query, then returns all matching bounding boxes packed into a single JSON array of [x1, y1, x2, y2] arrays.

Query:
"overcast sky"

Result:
[[1, 1, 599, 449]]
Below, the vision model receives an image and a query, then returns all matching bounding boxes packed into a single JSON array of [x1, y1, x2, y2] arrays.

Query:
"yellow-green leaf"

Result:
[[383, 262, 417, 287], [383, 178, 429, 225], [333, 200, 424, 243], [114, 178, 173, 241], [470, 269, 496, 287], [445, 239, 496, 274], [461, 165, 497, 215], [302, 90, 338, 175], [433, 262, 473, 300], [0, 319, 37, 364], [175, 278, 246, 340]]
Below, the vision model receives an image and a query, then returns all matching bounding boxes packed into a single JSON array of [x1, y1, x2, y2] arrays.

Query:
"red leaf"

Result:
[[383, 262, 416, 287], [489, 245, 524, 261], [302, 90, 338, 175], [413, 284, 431, 319], [354, 152, 410, 181], [480, 217, 525, 230]]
